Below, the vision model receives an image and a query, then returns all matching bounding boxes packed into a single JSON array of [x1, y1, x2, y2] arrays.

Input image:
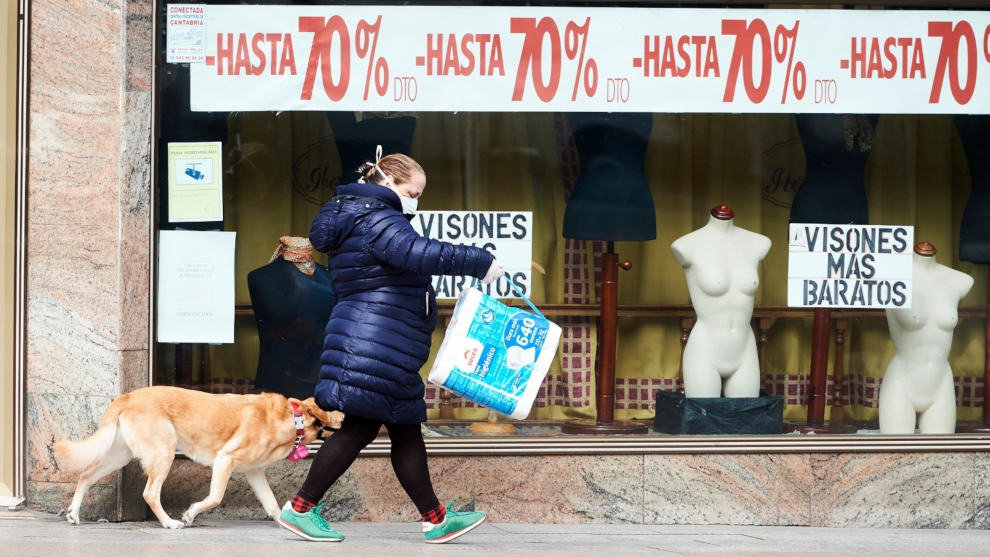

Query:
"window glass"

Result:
[[154, 1, 989, 438]]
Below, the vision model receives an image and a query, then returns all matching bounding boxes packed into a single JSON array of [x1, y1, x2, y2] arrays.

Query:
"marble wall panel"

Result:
[[338, 456, 471, 522], [121, 451, 990, 528], [470, 455, 645, 523], [774, 453, 813, 524], [28, 480, 117, 522], [125, 1, 153, 93], [969, 452, 990, 529], [159, 458, 393, 523], [419, 455, 491, 516], [811, 453, 977, 528], [27, 0, 126, 396], [26, 291, 120, 397], [26, 0, 156, 507], [119, 461, 148, 521], [29, 0, 123, 224], [161, 458, 313, 521], [159, 454, 646, 525], [644, 454, 812, 526], [26, 392, 114, 484], [320, 457, 403, 522], [26, 223, 118, 293], [25, 226, 120, 379], [120, 91, 152, 353], [120, 350, 149, 395]]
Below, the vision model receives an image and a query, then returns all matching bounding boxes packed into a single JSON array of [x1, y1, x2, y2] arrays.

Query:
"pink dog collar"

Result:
[[288, 402, 309, 462]]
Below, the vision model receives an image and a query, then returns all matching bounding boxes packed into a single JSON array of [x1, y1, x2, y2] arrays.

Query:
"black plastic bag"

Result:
[[653, 390, 784, 435]]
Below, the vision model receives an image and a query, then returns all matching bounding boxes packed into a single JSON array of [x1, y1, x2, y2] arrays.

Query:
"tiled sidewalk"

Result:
[[2, 510, 990, 556]]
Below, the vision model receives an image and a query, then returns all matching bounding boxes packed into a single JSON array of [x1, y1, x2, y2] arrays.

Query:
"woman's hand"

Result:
[[482, 260, 504, 284]]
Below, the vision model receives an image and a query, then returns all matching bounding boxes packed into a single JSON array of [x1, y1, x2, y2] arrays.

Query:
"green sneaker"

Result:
[[277, 501, 345, 542], [423, 499, 487, 544]]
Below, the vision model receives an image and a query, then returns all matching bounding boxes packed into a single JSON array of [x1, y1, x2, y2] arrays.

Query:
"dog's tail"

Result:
[[53, 400, 125, 473]]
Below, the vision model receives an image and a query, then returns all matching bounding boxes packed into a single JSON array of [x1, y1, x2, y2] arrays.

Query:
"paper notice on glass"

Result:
[[157, 230, 236, 343], [167, 142, 223, 223], [787, 224, 913, 309], [411, 211, 532, 300], [166, 4, 207, 63]]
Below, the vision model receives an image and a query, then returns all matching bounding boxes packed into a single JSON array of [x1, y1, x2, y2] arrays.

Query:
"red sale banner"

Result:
[[186, 6, 990, 113]]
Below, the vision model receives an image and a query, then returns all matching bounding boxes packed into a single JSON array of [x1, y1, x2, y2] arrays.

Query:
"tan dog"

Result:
[[53, 386, 342, 529]]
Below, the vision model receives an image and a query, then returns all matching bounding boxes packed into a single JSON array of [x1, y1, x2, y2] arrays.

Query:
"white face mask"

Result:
[[390, 186, 418, 215]]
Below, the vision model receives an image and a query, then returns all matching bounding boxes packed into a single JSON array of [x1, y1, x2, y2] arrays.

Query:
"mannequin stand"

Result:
[[469, 409, 518, 436], [785, 309, 856, 434], [563, 244, 648, 435]]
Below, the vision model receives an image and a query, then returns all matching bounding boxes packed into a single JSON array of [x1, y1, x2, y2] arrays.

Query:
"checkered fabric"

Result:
[[290, 494, 316, 513], [762, 372, 986, 408], [554, 113, 598, 409], [614, 378, 683, 410], [422, 504, 446, 525]]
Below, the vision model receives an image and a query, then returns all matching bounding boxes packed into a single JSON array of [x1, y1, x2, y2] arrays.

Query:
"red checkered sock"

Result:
[[422, 504, 446, 525], [291, 494, 316, 513]]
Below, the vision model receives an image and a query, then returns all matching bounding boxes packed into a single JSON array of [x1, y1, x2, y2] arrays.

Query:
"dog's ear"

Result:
[[301, 397, 344, 429]]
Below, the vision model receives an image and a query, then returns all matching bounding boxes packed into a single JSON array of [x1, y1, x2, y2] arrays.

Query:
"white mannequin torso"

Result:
[[880, 250, 973, 433], [671, 212, 771, 397]]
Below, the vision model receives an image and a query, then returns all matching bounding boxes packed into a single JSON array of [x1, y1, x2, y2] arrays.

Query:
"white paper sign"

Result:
[[788, 224, 913, 309], [167, 141, 224, 223], [157, 230, 236, 343], [410, 211, 532, 299], [166, 4, 207, 64], [188, 6, 990, 113]]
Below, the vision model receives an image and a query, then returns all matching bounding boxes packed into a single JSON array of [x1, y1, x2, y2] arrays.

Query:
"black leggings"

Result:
[[297, 414, 440, 514]]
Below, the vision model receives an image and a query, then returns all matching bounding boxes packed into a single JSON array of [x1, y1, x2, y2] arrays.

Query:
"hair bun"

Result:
[[355, 161, 376, 182]]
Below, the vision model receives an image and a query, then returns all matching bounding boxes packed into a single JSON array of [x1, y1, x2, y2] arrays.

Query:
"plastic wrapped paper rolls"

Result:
[[428, 287, 561, 420]]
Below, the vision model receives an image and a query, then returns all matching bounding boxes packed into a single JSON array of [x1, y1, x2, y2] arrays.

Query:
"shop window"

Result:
[[153, 1, 990, 439]]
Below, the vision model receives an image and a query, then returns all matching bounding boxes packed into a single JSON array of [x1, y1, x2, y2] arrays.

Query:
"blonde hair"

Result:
[[356, 153, 424, 186]]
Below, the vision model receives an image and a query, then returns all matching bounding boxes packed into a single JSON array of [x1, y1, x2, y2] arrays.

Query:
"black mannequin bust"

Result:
[[562, 112, 657, 241], [956, 115, 990, 264], [248, 238, 335, 399], [790, 114, 878, 225], [326, 112, 416, 184]]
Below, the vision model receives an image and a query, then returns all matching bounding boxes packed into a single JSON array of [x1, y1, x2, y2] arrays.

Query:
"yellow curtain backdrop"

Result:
[[844, 116, 986, 423], [208, 111, 339, 388], [612, 113, 809, 422], [199, 111, 984, 426], [410, 113, 573, 420], [206, 111, 575, 420], [612, 114, 984, 423]]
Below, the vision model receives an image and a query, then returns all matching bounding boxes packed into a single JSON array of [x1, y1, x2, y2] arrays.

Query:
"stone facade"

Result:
[[26, 0, 152, 520], [21, 0, 990, 529], [154, 452, 990, 528]]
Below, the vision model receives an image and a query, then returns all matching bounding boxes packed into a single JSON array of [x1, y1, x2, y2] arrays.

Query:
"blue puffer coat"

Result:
[[309, 182, 495, 424]]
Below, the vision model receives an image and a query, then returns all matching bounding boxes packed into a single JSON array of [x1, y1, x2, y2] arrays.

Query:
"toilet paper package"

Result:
[[428, 287, 561, 420]]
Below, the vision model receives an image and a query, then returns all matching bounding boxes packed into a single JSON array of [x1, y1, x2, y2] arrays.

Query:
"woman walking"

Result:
[[277, 148, 503, 544]]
